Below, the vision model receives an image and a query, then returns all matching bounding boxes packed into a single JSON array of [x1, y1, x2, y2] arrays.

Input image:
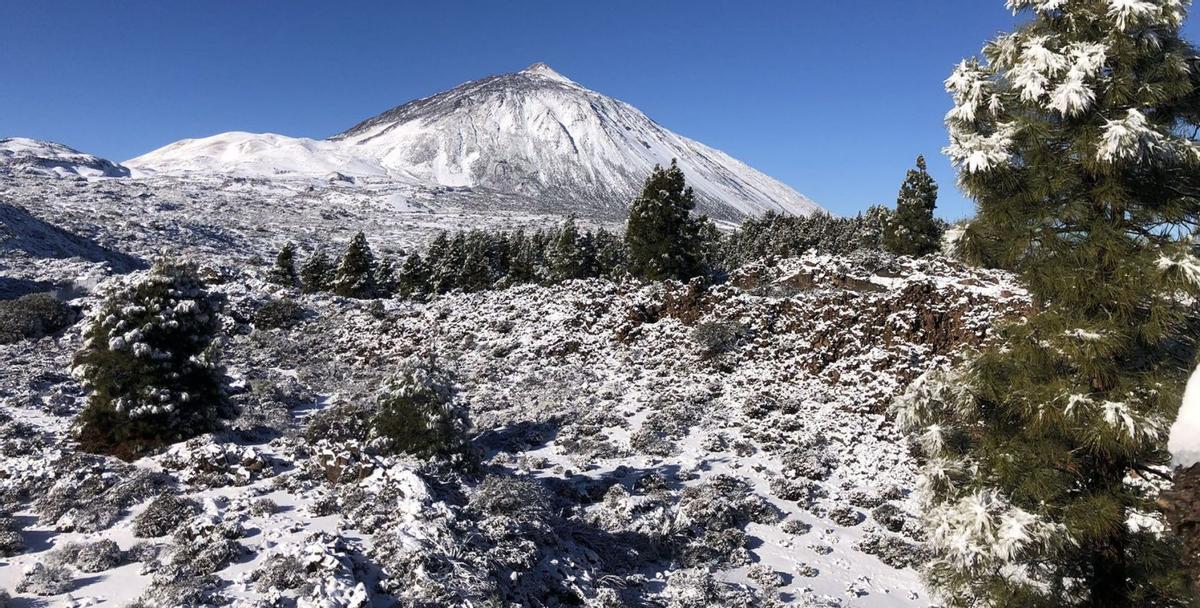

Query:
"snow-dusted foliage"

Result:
[[72, 259, 228, 459], [930, 2, 1200, 605], [944, 0, 1198, 185], [132, 493, 200, 537], [371, 356, 472, 462]]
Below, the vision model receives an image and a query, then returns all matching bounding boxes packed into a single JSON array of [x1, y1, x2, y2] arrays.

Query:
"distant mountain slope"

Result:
[[0, 138, 130, 178], [126, 64, 822, 220]]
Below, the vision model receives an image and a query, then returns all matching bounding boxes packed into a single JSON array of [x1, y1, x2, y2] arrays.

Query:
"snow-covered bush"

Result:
[[159, 436, 274, 488], [870, 503, 908, 534], [781, 519, 812, 536], [132, 493, 199, 538], [164, 516, 245, 577], [250, 497, 277, 517], [15, 561, 74, 596], [662, 568, 764, 608], [0, 292, 74, 344], [63, 538, 124, 572], [675, 475, 781, 567], [127, 574, 227, 608], [251, 297, 306, 330], [34, 456, 171, 532], [73, 259, 227, 459], [691, 319, 749, 358], [469, 474, 554, 523], [372, 357, 471, 462], [0, 510, 23, 557], [249, 533, 368, 607], [827, 505, 864, 527], [304, 401, 373, 445], [856, 533, 925, 570], [746, 563, 784, 591]]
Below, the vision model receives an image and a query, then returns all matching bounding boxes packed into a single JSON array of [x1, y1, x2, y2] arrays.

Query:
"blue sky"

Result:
[[2, 2, 1197, 219]]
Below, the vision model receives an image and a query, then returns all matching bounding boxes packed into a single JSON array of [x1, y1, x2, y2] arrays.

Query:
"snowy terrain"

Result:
[[0, 139, 130, 179], [0, 168, 1029, 607], [125, 64, 822, 221]]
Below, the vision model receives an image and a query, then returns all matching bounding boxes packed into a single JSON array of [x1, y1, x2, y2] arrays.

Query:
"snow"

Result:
[[944, 123, 1018, 174], [1098, 109, 1165, 164], [0, 138, 130, 178], [1169, 363, 1200, 468], [125, 64, 823, 221], [0, 189, 1030, 606]]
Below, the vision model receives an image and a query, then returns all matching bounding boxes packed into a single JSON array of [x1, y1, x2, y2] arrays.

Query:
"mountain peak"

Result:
[[128, 64, 823, 220], [519, 62, 573, 84]]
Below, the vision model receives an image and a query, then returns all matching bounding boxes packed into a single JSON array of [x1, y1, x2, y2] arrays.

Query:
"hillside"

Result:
[[0, 213, 1026, 607]]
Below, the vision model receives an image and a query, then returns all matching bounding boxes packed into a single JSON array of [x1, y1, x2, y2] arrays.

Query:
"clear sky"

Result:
[[3, 2, 1197, 219]]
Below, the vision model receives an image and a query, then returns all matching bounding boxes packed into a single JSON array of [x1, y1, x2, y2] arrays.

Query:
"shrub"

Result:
[[372, 358, 470, 461], [73, 260, 227, 460], [303, 401, 373, 445], [251, 298, 305, 330], [15, 561, 73, 596], [71, 539, 124, 573], [0, 514, 22, 557], [0, 292, 74, 344], [132, 494, 200, 538], [469, 475, 553, 523], [690, 320, 749, 359]]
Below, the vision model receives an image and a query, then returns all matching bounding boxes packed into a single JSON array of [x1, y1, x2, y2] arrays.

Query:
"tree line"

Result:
[[270, 156, 945, 299]]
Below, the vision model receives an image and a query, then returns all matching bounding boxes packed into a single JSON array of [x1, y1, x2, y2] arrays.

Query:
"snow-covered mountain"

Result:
[[0, 138, 129, 178], [126, 63, 821, 220]]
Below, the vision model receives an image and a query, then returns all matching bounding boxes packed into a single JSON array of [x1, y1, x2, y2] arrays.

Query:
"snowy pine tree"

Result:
[[299, 249, 334, 293], [73, 260, 226, 460], [372, 357, 470, 462], [592, 228, 629, 280], [373, 256, 398, 298], [395, 253, 429, 299], [266, 242, 299, 287], [548, 216, 584, 282], [625, 160, 706, 282], [883, 156, 942, 257], [333, 231, 376, 299], [899, 2, 1200, 606]]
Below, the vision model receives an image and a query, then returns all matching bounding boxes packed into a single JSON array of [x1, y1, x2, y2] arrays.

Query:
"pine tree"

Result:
[[625, 160, 706, 281], [898, 2, 1200, 606], [548, 216, 584, 282], [299, 249, 334, 293], [458, 232, 491, 292], [425, 231, 456, 294], [372, 357, 470, 462], [267, 242, 299, 287], [592, 228, 629, 280], [74, 260, 226, 460], [373, 256, 398, 298], [883, 156, 943, 257], [333, 231, 376, 299], [396, 253, 429, 299], [502, 230, 536, 286], [857, 205, 893, 252]]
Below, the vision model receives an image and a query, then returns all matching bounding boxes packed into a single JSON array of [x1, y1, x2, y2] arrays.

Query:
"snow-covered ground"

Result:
[[0, 167, 1028, 606], [0, 167, 1033, 606]]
